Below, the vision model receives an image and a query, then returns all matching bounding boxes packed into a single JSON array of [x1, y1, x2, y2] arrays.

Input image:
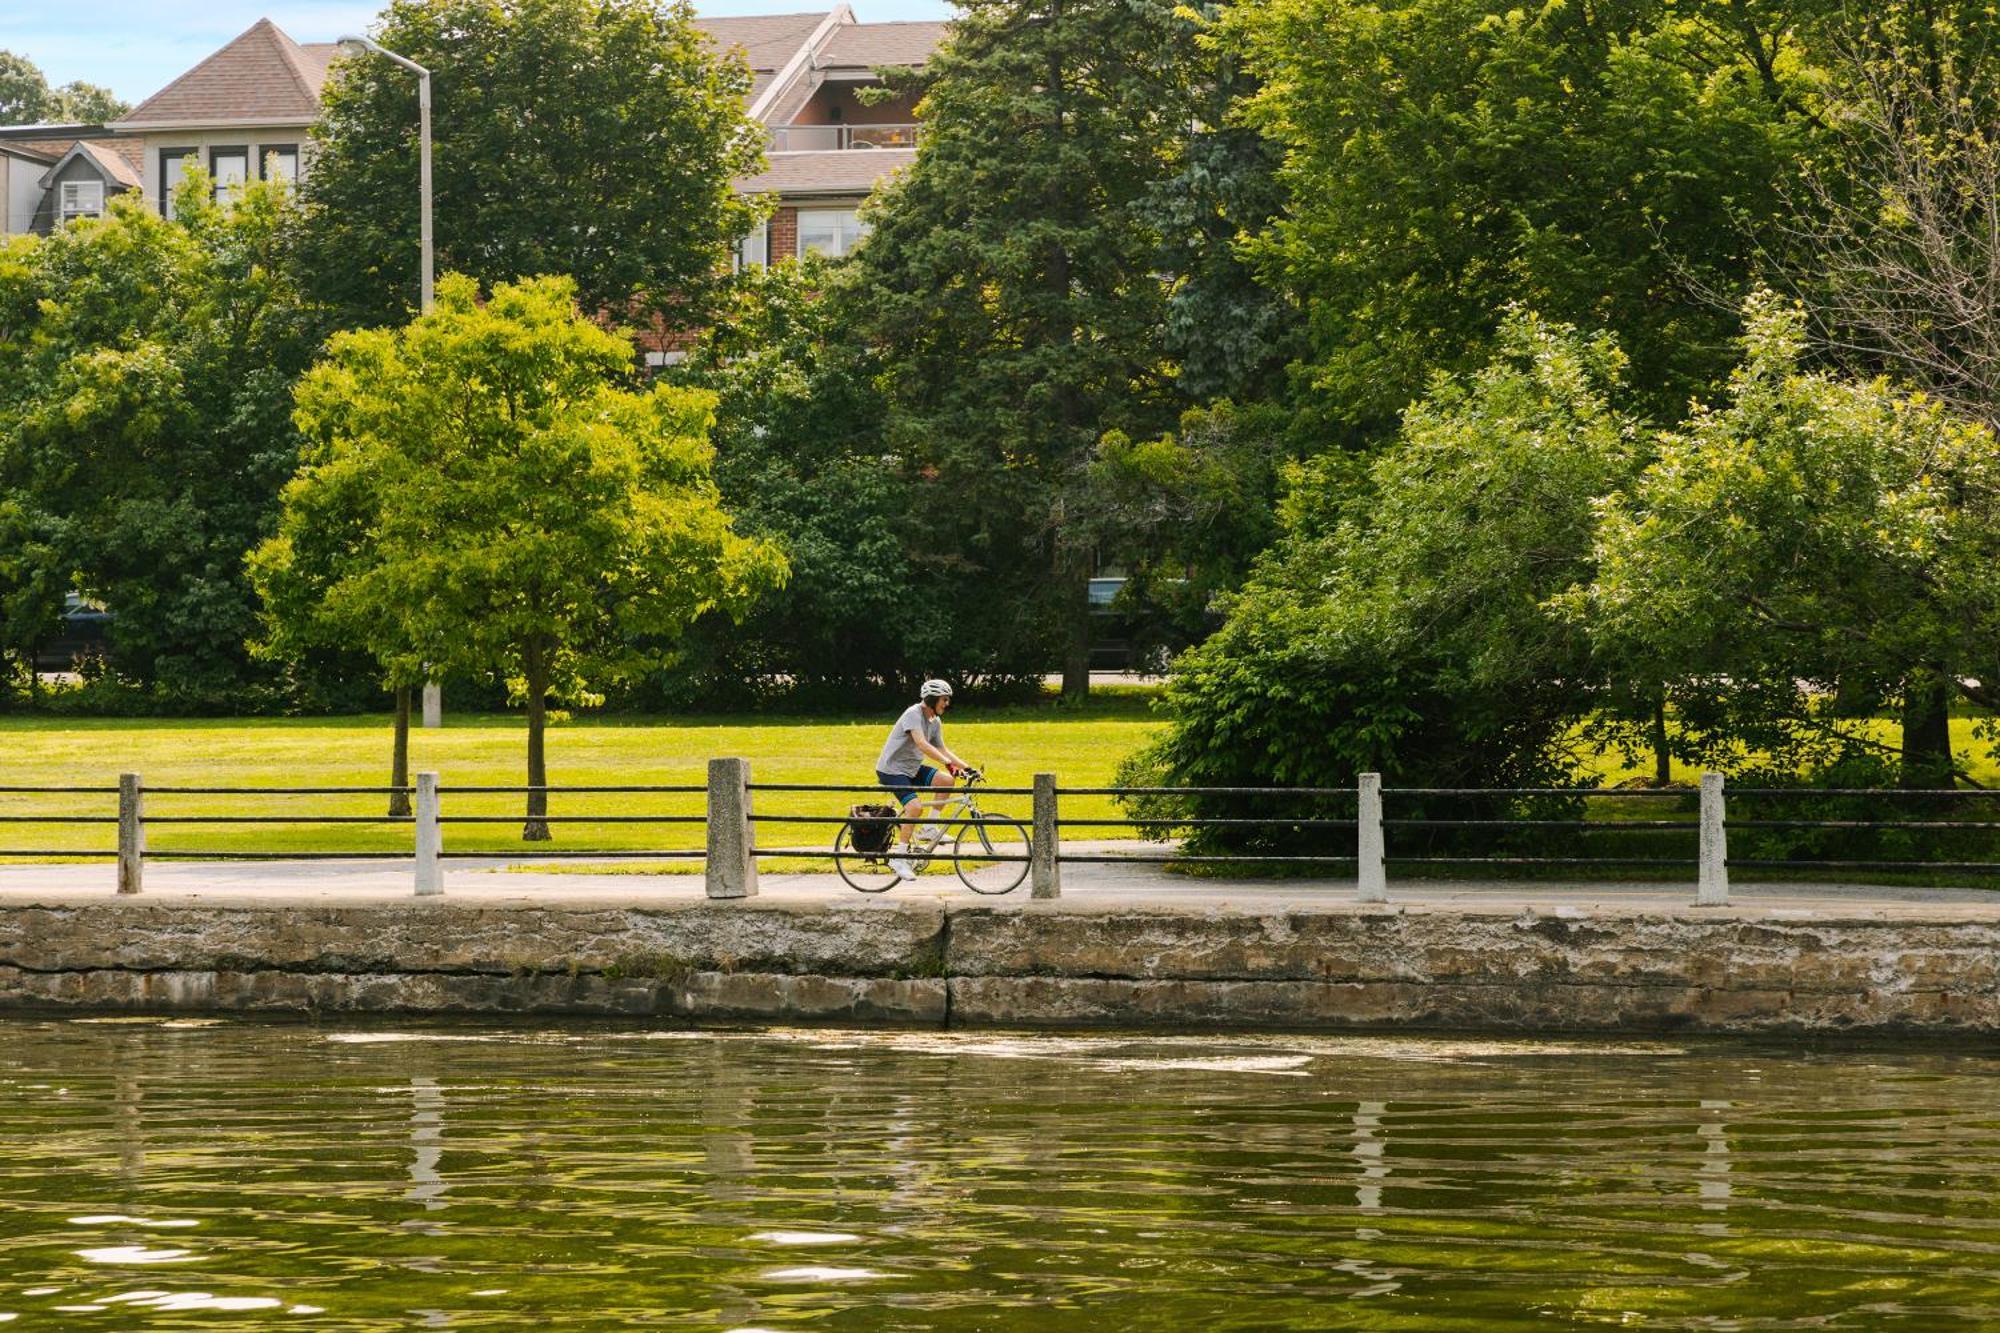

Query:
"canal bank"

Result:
[[2, 864, 2000, 1033]]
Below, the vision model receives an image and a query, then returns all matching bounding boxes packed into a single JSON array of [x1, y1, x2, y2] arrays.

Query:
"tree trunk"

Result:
[[1899, 667, 1954, 788], [522, 643, 551, 841], [1650, 692, 1672, 787], [388, 685, 413, 819], [1059, 552, 1092, 703]]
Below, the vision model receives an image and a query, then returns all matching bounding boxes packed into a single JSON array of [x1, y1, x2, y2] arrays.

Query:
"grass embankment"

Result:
[[0, 692, 1164, 863]]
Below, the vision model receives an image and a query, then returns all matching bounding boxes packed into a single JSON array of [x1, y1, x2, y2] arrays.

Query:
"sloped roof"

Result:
[[737, 146, 915, 197], [697, 12, 829, 73], [819, 21, 948, 69], [118, 18, 335, 127], [0, 139, 67, 163], [73, 141, 143, 189]]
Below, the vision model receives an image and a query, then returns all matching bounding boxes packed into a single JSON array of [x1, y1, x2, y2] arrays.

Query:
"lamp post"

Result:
[[339, 35, 441, 730], [337, 35, 432, 312]]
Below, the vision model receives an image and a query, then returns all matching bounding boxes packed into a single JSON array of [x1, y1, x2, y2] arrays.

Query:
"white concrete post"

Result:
[[414, 770, 442, 897], [1698, 771, 1729, 906], [117, 772, 143, 895], [1031, 772, 1061, 899], [1357, 772, 1387, 903], [705, 757, 758, 899], [421, 682, 442, 729]]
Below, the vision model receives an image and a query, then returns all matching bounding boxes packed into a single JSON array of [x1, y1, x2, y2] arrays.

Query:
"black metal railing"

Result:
[[6, 767, 2000, 900]]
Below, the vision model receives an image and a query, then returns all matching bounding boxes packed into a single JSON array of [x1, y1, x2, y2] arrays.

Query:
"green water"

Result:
[[3, 1022, 1999, 1329]]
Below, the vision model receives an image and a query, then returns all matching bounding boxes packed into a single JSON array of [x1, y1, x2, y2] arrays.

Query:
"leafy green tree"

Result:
[[847, 0, 1199, 698], [1124, 310, 1647, 841], [0, 52, 47, 123], [50, 81, 127, 124], [296, 0, 763, 332], [264, 274, 786, 837], [1225, 0, 1816, 436], [1576, 293, 2000, 786], [1079, 400, 1296, 669], [0, 52, 128, 124], [663, 258, 1002, 704], [0, 176, 315, 707]]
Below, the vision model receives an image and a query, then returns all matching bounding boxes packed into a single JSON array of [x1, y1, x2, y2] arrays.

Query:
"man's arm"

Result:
[[910, 729, 964, 774]]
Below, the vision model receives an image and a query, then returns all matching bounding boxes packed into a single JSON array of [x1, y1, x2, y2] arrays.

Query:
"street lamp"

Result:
[[339, 35, 441, 730], [337, 35, 433, 314]]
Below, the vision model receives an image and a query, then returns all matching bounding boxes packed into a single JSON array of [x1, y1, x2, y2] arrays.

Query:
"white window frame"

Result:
[[796, 208, 868, 259], [59, 179, 103, 224]]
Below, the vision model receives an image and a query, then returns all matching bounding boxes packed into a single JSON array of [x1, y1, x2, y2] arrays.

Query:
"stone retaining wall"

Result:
[[1, 898, 1997, 1033]]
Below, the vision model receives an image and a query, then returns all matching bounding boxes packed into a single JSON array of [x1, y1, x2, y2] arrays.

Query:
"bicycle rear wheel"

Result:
[[953, 814, 1031, 895], [835, 823, 903, 893]]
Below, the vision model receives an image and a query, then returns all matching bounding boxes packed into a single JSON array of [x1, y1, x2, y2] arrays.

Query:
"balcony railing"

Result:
[[770, 124, 921, 152]]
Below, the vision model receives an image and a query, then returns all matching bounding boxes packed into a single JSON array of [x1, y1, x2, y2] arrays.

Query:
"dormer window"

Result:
[[59, 180, 103, 224]]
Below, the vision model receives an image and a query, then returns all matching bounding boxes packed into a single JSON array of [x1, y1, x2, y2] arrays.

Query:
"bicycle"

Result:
[[834, 769, 1031, 895]]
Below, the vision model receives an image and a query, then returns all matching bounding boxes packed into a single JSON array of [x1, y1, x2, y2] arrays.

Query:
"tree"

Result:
[[664, 257, 1030, 704], [0, 52, 128, 124], [0, 176, 315, 707], [1124, 310, 1648, 842], [1144, 4, 1296, 407], [1078, 400, 1296, 669], [264, 274, 786, 838], [1224, 0, 1817, 437], [1577, 293, 2000, 786], [50, 81, 127, 125], [847, 0, 1199, 699], [295, 0, 763, 332], [1783, 5, 2000, 437]]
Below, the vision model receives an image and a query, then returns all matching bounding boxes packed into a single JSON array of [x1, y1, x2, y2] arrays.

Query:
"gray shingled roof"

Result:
[[737, 146, 915, 197], [696, 12, 828, 73], [118, 18, 335, 127], [819, 21, 949, 69]]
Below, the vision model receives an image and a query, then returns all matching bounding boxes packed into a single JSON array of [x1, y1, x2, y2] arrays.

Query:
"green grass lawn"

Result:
[[0, 693, 1165, 861]]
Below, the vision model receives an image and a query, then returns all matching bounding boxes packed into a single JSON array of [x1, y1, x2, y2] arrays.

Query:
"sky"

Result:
[[0, 0, 955, 105]]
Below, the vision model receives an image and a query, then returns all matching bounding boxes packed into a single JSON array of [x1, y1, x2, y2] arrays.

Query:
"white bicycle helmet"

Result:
[[920, 679, 954, 701]]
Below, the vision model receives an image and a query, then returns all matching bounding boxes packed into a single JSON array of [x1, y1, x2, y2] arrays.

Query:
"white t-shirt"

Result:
[[876, 702, 941, 777]]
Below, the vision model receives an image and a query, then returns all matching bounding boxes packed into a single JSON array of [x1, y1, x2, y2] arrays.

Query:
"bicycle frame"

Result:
[[896, 777, 987, 854]]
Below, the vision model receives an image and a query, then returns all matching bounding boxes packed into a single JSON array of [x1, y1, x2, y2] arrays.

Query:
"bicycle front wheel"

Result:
[[834, 823, 903, 894], [953, 814, 1031, 895]]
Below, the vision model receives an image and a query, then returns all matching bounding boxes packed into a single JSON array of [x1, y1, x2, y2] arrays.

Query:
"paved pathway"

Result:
[[2, 853, 1999, 918]]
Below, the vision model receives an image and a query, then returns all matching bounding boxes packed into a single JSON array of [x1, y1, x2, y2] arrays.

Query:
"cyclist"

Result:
[[875, 679, 971, 880]]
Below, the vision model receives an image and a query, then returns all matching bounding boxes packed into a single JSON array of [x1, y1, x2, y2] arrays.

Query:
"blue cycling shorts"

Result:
[[877, 765, 940, 806]]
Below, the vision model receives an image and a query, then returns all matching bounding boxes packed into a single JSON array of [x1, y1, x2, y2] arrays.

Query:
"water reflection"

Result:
[[1351, 1099, 1388, 1216], [405, 1076, 448, 1214], [0, 1022, 1997, 1329]]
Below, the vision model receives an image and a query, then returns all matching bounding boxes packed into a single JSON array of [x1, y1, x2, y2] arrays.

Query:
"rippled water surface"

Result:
[[4, 1021, 2000, 1328]]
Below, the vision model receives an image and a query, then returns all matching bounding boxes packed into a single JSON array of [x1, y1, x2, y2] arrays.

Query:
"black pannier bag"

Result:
[[848, 804, 899, 855]]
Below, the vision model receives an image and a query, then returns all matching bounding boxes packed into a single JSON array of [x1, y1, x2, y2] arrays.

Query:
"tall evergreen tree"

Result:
[[846, 0, 1197, 698]]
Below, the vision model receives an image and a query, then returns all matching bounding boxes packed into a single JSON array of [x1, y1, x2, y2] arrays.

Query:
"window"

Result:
[[59, 180, 103, 224], [260, 144, 299, 186], [159, 148, 195, 218], [796, 208, 867, 259], [734, 222, 770, 272], [210, 146, 249, 202]]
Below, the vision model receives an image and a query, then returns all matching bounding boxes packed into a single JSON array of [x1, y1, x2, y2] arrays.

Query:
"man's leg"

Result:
[[917, 767, 955, 836]]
